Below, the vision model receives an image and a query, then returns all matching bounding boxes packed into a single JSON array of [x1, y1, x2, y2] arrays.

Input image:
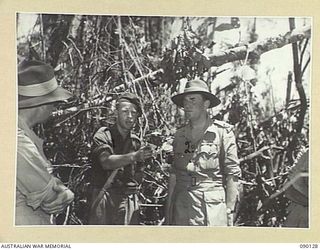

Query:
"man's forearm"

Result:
[[225, 175, 239, 210], [165, 173, 176, 224], [41, 181, 74, 214], [99, 151, 136, 170]]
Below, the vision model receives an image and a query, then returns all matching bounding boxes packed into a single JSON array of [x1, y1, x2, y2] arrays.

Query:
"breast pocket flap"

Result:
[[203, 190, 225, 203]]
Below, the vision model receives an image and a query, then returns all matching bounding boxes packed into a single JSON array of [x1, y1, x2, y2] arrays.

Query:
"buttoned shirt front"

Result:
[[171, 118, 241, 225], [173, 118, 241, 190]]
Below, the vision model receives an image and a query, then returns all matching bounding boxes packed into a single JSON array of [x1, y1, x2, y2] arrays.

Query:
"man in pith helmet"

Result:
[[166, 79, 241, 226]]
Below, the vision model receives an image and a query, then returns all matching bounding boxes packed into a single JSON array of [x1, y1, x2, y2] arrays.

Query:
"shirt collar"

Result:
[[206, 119, 216, 133], [18, 116, 44, 150], [185, 116, 215, 134]]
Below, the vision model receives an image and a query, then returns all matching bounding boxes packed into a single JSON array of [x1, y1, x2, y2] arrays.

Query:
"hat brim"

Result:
[[18, 86, 73, 109], [171, 91, 221, 108]]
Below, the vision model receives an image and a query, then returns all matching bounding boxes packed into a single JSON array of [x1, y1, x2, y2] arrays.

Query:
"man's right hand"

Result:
[[134, 145, 154, 162], [41, 185, 74, 215]]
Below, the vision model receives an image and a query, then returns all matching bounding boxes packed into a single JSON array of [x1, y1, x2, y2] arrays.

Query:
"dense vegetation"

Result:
[[17, 14, 310, 226]]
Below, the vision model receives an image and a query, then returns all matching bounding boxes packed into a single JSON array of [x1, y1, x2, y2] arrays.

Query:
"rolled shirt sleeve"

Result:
[[222, 126, 241, 178], [17, 132, 58, 210], [91, 127, 113, 159]]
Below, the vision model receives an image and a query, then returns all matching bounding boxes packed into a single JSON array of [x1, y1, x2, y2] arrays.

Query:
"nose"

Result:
[[127, 110, 137, 120], [48, 104, 56, 112], [183, 100, 192, 110]]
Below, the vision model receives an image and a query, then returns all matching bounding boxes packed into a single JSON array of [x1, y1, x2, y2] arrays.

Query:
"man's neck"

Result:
[[116, 123, 130, 139], [189, 112, 208, 130]]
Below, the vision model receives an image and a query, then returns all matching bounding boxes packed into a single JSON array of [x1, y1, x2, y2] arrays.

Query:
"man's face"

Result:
[[117, 101, 138, 132], [182, 93, 209, 121], [37, 103, 56, 124]]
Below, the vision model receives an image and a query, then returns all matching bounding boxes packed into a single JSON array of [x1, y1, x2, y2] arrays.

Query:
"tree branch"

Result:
[[302, 56, 311, 76], [299, 38, 309, 67], [157, 25, 311, 81], [285, 71, 293, 106], [206, 25, 311, 67], [239, 145, 284, 163]]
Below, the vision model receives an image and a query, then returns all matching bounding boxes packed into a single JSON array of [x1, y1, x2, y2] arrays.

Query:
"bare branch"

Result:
[[240, 145, 284, 163], [301, 56, 311, 76], [299, 38, 309, 67], [285, 71, 293, 106], [206, 25, 311, 67], [259, 172, 308, 209]]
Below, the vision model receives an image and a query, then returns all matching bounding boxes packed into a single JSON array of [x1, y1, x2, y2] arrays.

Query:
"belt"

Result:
[[176, 173, 221, 188], [92, 182, 139, 195]]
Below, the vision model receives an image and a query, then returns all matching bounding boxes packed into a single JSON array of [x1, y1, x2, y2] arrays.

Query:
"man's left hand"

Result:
[[227, 212, 234, 226]]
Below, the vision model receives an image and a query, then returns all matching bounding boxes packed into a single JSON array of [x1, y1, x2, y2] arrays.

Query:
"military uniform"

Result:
[[89, 124, 142, 225], [171, 119, 241, 226], [16, 117, 59, 225]]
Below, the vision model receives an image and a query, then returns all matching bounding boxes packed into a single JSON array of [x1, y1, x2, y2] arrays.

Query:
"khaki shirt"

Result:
[[16, 117, 58, 225], [172, 119, 241, 190], [171, 119, 241, 225]]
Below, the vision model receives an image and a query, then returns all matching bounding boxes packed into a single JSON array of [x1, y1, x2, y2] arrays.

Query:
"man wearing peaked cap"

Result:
[[166, 79, 241, 226], [16, 60, 74, 225]]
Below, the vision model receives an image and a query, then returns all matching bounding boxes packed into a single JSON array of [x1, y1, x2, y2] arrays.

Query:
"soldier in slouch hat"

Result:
[[16, 60, 74, 225]]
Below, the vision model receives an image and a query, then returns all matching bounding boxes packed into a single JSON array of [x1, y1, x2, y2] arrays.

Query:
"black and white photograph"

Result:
[[15, 13, 311, 228]]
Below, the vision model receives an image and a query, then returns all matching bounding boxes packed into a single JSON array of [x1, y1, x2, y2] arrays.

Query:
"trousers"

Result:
[[172, 186, 227, 226], [88, 187, 140, 225]]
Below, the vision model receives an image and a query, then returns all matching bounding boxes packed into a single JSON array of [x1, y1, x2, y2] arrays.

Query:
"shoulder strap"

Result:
[[100, 128, 132, 191], [90, 129, 134, 210]]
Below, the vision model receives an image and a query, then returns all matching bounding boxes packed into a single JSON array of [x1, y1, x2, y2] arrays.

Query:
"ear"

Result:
[[115, 105, 119, 117], [204, 99, 211, 109]]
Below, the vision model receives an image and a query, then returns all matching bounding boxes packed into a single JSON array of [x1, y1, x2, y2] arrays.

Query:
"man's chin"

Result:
[[125, 123, 134, 130]]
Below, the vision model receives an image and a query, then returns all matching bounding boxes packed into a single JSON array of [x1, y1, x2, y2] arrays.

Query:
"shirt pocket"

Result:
[[203, 189, 227, 226], [197, 142, 220, 170], [203, 189, 226, 204]]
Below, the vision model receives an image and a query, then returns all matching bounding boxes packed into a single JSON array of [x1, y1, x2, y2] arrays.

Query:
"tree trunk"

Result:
[[289, 18, 308, 133]]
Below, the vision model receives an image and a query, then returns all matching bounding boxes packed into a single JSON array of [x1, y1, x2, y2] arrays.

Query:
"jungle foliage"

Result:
[[17, 14, 310, 226]]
